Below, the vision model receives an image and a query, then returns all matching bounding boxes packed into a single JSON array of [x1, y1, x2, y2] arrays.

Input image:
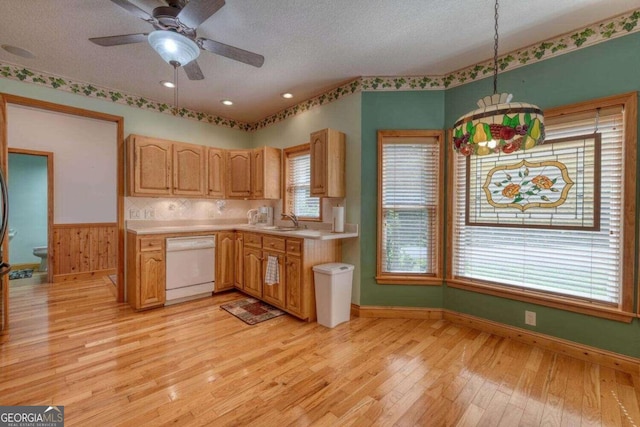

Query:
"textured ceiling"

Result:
[[1, 0, 639, 123]]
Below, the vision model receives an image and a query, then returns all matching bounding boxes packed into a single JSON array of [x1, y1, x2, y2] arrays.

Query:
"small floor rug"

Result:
[[220, 298, 285, 325], [9, 269, 33, 280]]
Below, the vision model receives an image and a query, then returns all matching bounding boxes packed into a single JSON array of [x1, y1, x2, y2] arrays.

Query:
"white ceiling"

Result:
[[2, 0, 639, 123]]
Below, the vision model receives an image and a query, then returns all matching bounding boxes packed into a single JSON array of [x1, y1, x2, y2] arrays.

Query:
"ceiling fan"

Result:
[[89, 0, 264, 80]]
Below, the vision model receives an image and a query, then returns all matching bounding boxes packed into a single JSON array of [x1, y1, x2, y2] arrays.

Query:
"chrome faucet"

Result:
[[283, 212, 299, 228]]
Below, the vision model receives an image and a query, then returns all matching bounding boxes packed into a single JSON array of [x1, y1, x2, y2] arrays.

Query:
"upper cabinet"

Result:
[[128, 135, 172, 196], [226, 149, 252, 198], [207, 147, 226, 199], [127, 135, 206, 197], [227, 147, 281, 200], [310, 128, 346, 198], [173, 142, 206, 196], [251, 147, 281, 200]]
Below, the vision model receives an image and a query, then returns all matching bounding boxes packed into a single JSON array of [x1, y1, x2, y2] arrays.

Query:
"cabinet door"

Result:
[[132, 137, 172, 196], [309, 129, 327, 196], [215, 232, 235, 292], [285, 254, 304, 317], [173, 143, 206, 196], [207, 147, 226, 198], [243, 247, 263, 298], [262, 250, 285, 308], [140, 250, 166, 308], [234, 233, 244, 289], [227, 150, 252, 198], [251, 148, 264, 199]]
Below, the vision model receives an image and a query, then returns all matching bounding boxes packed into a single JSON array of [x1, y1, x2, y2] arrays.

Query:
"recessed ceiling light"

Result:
[[160, 81, 175, 88], [1, 44, 35, 59], [221, 100, 233, 106], [281, 93, 293, 99]]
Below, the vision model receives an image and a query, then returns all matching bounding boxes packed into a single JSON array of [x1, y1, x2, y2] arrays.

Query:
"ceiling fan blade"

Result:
[[110, 0, 154, 21], [183, 60, 205, 80], [199, 38, 264, 68], [89, 33, 149, 46], [178, 0, 225, 29]]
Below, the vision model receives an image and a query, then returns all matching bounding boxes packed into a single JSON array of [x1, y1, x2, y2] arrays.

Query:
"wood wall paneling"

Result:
[[52, 223, 117, 282]]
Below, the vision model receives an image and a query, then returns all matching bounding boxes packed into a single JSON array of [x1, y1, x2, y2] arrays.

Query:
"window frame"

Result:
[[446, 92, 637, 322], [282, 143, 322, 222], [376, 129, 445, 285]]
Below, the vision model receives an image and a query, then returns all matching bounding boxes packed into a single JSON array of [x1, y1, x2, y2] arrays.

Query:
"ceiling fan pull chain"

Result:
[[173, 61, 179, 115]]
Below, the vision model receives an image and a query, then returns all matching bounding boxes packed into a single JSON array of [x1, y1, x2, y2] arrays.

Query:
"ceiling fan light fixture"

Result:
[[148, 30, 200, 66]]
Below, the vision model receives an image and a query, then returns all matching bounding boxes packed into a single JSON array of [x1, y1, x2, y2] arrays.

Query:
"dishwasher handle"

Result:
[[166, 236, 216, 252]]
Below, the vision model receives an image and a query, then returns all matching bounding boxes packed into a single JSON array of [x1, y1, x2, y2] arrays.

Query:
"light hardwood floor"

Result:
[[1, 278, 639, 426]]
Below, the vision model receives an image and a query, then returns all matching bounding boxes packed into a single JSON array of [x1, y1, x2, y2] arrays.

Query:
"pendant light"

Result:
[[452, 0, 545, 156]]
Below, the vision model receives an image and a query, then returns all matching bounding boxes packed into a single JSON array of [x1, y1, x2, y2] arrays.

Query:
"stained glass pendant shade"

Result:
[[452, 0, 545, 157]]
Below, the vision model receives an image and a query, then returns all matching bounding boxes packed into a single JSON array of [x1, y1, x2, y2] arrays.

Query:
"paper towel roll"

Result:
[[332, 206, 345, 233]]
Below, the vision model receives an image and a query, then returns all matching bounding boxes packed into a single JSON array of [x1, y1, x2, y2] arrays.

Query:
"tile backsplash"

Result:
[[125, 197, 346, 225], [125, 197, 276, 221]]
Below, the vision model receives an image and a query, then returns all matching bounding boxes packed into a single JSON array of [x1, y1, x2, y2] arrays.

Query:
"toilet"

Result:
[[33, 246, 48, 272]]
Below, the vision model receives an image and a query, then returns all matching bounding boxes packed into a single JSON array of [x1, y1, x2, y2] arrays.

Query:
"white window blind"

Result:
[[286, 152, 320, 218], [381, 138, 439, 274], [453, 107, 624, 305]]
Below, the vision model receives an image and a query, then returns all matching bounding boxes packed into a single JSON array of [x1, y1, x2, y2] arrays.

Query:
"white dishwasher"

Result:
[[165, 236, 215, 305]]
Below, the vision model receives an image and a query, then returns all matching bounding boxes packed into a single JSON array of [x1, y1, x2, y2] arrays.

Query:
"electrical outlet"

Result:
[[525, 310, 537, 326], [129, 209, 140, 219], [144, 208, 155, 219]]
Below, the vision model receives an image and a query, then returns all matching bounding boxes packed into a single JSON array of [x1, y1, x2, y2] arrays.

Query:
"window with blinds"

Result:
[[452, 105, 626, 306], [377, 131, 443, 284], [284, 145, 320, 219]]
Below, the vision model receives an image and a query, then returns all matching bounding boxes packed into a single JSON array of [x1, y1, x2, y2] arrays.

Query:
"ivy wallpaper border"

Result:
[[1, 9, 638, 132]]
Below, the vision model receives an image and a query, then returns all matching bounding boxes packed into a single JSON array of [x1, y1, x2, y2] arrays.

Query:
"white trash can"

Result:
[[313, 263, 355, 328]]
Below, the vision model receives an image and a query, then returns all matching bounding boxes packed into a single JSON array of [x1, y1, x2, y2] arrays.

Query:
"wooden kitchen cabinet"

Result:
[[127, 134, 207, 198], [234, 232, 244, 290], [226, 149, 252, 198], [126, 232, 166, 310], [310, 128, 346, 197], [215, 232, 235, 292], [262, 249, 285, 307], [251, 146, 282, 199], [243, 246, 263, 298], [173, 142, 206, 196], [284, 240, 304, 317], [128, 135, 172, 196], [234, 232, 340, 321], [207, 147, 226, 198]]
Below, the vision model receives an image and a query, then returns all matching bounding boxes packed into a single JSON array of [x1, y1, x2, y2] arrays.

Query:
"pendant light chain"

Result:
[[493, 0, 499, 95]]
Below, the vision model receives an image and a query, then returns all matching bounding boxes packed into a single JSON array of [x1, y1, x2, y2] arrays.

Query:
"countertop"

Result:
[[126, 221, 359, 240]]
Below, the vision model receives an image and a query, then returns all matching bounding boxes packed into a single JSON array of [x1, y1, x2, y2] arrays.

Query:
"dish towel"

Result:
[[265, 255, 280, 285]]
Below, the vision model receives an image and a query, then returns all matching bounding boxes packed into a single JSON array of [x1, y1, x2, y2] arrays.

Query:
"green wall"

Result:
[[252, 94, 363, 302], [358, 33, 640, 357], [441, 32, 640, 357], [360, 91, 445, 307]]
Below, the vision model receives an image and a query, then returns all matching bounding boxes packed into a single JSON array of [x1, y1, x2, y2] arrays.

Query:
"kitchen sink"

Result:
[[273, 226, 300, 231]]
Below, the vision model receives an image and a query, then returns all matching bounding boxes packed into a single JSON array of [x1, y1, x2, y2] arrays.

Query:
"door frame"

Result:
[[0, 94, 125, 329], [8, 148, 54, 284]]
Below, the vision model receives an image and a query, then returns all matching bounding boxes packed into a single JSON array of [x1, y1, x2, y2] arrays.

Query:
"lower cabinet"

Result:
[[237, 232, 340, 321], [127, 232, 166, 310], [215, 232, 235, 292], [243, 247, 263, 298], [234, 232, 244, 290], [262, 249, 286, 307]]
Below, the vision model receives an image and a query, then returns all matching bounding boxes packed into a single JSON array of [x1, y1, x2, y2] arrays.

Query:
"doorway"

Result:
[[7, 149, 54, 285]]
